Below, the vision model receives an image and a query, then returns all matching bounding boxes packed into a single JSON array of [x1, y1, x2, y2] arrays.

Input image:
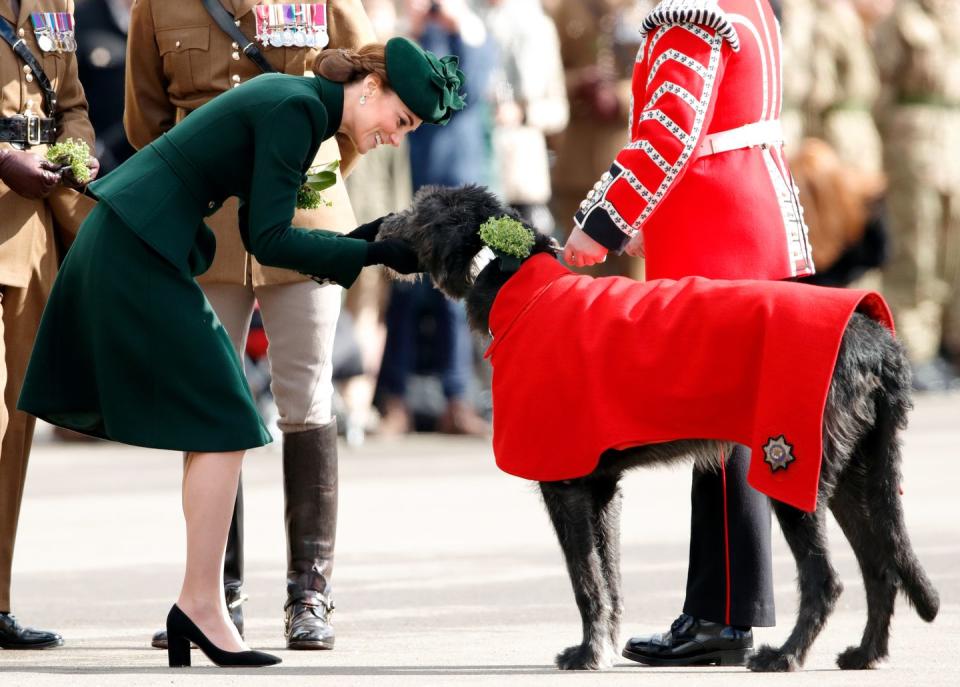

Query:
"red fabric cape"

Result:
[[484, 255, 894, 512]]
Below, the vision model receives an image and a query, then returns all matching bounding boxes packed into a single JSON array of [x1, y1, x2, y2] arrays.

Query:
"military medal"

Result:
[[31, 12, 75, 53], [254, 3, 327, 50]]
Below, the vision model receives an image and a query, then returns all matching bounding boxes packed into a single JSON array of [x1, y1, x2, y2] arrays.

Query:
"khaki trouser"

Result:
[[0, 231, 57, 611], [881, 107, 960, 364], [201, 280, 341, 433]]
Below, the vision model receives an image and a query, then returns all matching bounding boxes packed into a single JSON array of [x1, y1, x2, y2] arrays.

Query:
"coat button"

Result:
[[232, 51, 240, 61], [208, 201, 216, 209], [175, 40, 182, 48], [17, 28, 24, 37], [231, 42, 239, 50], [231, 74, 241, 83]]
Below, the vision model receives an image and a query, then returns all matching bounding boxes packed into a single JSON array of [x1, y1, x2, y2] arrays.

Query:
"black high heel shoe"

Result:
[[166, 604, 281, 668]]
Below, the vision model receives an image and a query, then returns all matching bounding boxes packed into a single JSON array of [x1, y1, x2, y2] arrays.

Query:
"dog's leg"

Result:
[[829, 402, 939, 668], [540, 480, 613, 670], [748, 503, 842, 672], [828, 470, 898, 670], [590, 476, 623, 651]]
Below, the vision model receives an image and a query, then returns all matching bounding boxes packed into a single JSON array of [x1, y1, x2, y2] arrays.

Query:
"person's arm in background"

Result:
[[123, 0, 177, 149]]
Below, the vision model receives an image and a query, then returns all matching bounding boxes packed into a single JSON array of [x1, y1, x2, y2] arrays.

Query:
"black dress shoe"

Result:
[[151, 588, 246, 649], [0, 613, 64, 650], [285, 587, 335, 650], [622, 613, 753, 666]]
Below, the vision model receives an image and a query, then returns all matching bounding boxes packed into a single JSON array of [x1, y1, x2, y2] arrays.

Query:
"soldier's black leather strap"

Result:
[[0, 17, 58, 118], [201, 0, 277, 75]]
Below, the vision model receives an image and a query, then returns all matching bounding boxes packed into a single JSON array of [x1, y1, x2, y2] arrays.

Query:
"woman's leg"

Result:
[[176, 450, 246, 652]]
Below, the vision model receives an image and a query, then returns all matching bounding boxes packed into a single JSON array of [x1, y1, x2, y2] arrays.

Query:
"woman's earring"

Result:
[[360, 94, 366, 105]]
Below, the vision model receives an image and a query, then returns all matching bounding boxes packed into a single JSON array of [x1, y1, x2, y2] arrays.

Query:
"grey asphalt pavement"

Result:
[[1, 392, 958, 686]]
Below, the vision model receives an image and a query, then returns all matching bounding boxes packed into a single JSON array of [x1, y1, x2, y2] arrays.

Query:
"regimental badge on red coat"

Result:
[[763, 435, 796, 472]]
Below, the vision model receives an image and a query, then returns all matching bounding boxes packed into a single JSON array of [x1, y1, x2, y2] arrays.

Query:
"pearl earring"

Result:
[[360, 94, 367, 105]]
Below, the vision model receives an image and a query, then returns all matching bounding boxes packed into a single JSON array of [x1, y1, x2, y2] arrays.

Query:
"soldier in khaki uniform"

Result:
[[124, 0, 375, 649], [780, 0, 815, 151], [0, 0, 97, 650], [546, 0, 646, 278], [874, 0, 960, 389], [806, 0, 883, 176]]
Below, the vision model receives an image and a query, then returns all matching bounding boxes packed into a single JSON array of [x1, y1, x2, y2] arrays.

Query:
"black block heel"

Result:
[[166, 604, 281, 668], [167, 631, 192, 667]]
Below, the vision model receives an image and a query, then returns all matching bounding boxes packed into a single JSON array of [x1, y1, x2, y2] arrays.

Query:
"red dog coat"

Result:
[[485, 255, 893, 512]]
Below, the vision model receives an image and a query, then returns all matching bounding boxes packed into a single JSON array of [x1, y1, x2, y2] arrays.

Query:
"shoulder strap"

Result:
[[201, 0, 277, 74], [0, 17, 58, 117]]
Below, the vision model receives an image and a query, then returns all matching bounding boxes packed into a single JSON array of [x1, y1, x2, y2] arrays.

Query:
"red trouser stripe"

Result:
[[720, 451, 732, 625]]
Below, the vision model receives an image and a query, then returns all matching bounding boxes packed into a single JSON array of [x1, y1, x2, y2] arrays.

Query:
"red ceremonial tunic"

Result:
[[485, 255, 893, 512], [575, 0, 813, 280]]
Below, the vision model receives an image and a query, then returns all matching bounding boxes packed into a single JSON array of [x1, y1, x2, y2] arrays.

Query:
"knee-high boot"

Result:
[[283, 420, 338, 650]]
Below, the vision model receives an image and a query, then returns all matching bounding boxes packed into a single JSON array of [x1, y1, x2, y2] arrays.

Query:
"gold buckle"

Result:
[[25, 111, 42, 146]]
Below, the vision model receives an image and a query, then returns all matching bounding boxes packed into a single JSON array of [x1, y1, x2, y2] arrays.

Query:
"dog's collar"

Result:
[[471, 246, 497, 280]]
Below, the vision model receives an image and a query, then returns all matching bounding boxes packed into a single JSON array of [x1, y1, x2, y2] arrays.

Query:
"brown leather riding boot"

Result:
[[283, 420, 338, 650]]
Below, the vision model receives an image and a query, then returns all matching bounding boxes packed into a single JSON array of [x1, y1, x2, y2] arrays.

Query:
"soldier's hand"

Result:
[[0, 148, 62, 199], [60, 156, 100, 191], [624, 232, 645, 257], [564, 227, 608, 267]]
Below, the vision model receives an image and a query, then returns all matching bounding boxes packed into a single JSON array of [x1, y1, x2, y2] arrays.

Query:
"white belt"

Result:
[[694, 119, 783, 158]]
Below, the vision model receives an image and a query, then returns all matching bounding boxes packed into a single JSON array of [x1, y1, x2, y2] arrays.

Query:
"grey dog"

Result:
[[378, 184, 939, 672]]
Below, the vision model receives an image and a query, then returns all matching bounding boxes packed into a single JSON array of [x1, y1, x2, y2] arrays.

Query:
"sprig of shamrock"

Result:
[[297, 160, 339, 209]]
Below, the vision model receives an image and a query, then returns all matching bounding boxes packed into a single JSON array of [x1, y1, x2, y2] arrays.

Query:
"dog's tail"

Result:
[[870, 337, 940, 622]]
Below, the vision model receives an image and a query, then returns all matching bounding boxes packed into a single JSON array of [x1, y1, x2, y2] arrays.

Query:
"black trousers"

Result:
[[682, 444, 775, 627]]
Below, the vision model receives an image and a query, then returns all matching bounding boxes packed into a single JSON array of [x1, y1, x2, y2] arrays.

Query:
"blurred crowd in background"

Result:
[[67, 0, 960, 446]]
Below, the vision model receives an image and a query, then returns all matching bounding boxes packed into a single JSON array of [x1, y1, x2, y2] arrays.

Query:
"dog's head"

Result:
[[378, 184, 559, 303]]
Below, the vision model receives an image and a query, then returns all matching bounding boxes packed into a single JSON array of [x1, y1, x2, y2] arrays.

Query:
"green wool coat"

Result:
[[18, 75, 368, 451]]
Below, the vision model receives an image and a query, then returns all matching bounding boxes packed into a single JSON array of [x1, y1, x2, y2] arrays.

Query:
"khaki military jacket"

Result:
[[547, 0, 644, 194], [874, 0, 960, 188], [124, 0, 375, 286], [0, 0, 95, 288]]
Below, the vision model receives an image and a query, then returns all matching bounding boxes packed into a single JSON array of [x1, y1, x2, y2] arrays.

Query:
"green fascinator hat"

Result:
[[385, 37, 466, 126]]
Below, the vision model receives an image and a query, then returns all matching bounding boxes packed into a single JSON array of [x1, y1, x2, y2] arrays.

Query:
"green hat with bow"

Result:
[[385, 37, 466, 126]]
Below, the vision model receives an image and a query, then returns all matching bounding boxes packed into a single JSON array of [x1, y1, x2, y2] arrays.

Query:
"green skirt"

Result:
[[18, 203, 272, 452]]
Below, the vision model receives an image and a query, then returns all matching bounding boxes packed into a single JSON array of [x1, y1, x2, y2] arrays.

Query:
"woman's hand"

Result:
[[346, 214, 391, 242], [364, 239, 421, 274], [563, 227, 608, 267]]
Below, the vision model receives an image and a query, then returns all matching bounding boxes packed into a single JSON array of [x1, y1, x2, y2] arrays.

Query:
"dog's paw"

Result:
[[747, 645, 800, 672], [836, 646, 882, 670], [555, 643, 612, 671]]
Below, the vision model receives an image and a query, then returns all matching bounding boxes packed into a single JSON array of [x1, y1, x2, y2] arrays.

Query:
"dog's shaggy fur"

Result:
[[379, 185, 940, 672]]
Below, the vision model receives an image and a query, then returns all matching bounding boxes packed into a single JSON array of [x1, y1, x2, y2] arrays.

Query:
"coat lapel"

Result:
[[228, 0, 263, 20], [0, 1, 14, 24], [17, 0, 36, 28]]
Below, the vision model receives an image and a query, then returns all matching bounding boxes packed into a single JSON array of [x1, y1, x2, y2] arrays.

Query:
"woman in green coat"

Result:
[[18, 37, 465, 668]]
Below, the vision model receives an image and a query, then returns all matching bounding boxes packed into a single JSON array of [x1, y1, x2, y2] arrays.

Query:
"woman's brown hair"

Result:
[[312, 44, 391, 88]]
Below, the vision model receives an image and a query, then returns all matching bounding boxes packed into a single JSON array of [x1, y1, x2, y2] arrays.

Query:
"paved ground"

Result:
[[1, 392, 958, 686]]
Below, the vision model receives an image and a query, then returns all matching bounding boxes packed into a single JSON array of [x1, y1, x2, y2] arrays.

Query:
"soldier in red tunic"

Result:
[[562, 0, 813, 666]]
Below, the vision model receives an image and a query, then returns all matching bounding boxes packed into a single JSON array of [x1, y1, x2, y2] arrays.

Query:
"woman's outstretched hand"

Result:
[[364, 239, 421, 275], [346, 214, 392, 242]]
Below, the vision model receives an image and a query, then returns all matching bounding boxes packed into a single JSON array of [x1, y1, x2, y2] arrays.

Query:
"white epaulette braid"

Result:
[[641, 0, 740, 52]]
